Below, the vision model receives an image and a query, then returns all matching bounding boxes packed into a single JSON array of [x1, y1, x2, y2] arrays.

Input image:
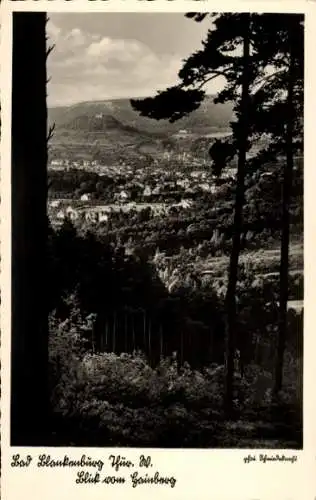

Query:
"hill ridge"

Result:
[[48, 95, 234, 136]]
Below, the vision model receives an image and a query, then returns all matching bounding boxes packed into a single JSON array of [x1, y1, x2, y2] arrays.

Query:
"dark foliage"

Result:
[[48, 221, 226, 368]]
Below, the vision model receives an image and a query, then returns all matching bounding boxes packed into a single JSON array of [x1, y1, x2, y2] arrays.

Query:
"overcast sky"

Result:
[[47, 13, 224, 107]]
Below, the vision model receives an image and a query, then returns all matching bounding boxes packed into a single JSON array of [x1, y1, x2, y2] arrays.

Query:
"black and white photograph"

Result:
[[10, 11, 304, 448]]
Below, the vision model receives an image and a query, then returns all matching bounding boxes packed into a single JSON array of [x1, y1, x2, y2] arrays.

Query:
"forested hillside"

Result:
[[48, 95, 234, 136]]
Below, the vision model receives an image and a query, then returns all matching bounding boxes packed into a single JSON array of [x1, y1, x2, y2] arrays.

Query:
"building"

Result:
[[80, 193, 91, 202], [181, 199, 193, 209], [49, 200, 61, 209], [98, 211, 109, 223], [175, 129, 189, 139], [152, 186, 161, 195], [51, 159, 63, 167], [190, 171, 201, 179], [172, 199, 193, 210], [222, 167, 237, 179], [143, 186, 152, 197], [177, 179, 190, 189], [56, 210, 65, 220], [85, 211, 98, 223], [118, 190, 129, 202], [66, 206, 79, 221], [200, 182, 211, 193]]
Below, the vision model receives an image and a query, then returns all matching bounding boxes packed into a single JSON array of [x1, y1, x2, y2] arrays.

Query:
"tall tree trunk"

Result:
[[124, 310, 128, 352], [91, 319, 95, 353], [113, 311, 116, 353], [180, 330, 184, 366], [159, 324, 163, 359], [105, 319, 109, 351], [99, 322, 103, 351], [148, 317, 152, 363], [11, 13, 48, 445], [143, 310, 146, 351], [224, 15, 251, 416], [132, 313, 135, 351], [274, 30, 295, 396]]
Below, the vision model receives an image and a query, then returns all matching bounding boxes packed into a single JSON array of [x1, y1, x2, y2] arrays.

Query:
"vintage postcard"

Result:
[[0, 0, 315, 499]]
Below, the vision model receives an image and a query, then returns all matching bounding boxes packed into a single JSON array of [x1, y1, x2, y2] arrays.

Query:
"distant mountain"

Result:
[[48, 95, 234, 136], [60, 112, 157, 138]]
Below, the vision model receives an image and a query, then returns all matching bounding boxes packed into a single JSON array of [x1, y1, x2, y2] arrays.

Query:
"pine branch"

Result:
[[47, 122, 55, 142], [196, 71, 227, 90], [46, 44, 55, 59], [254, 69, 286, 89], [185, 13, 209, 23]]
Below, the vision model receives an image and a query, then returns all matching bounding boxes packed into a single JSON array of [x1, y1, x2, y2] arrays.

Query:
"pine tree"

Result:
[[132, 12, 303, 406], [246, 15, 304, 395], [131, 13, 265, 414]]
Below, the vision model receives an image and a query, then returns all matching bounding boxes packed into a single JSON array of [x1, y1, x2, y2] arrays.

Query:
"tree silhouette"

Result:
[[11, 12, 49, 444], [247, 15, 304, 395], [131, 13, 267, 414]]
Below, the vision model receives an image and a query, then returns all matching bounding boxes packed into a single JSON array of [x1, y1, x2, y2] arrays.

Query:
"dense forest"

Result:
[[11, 12, 303, 447]]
